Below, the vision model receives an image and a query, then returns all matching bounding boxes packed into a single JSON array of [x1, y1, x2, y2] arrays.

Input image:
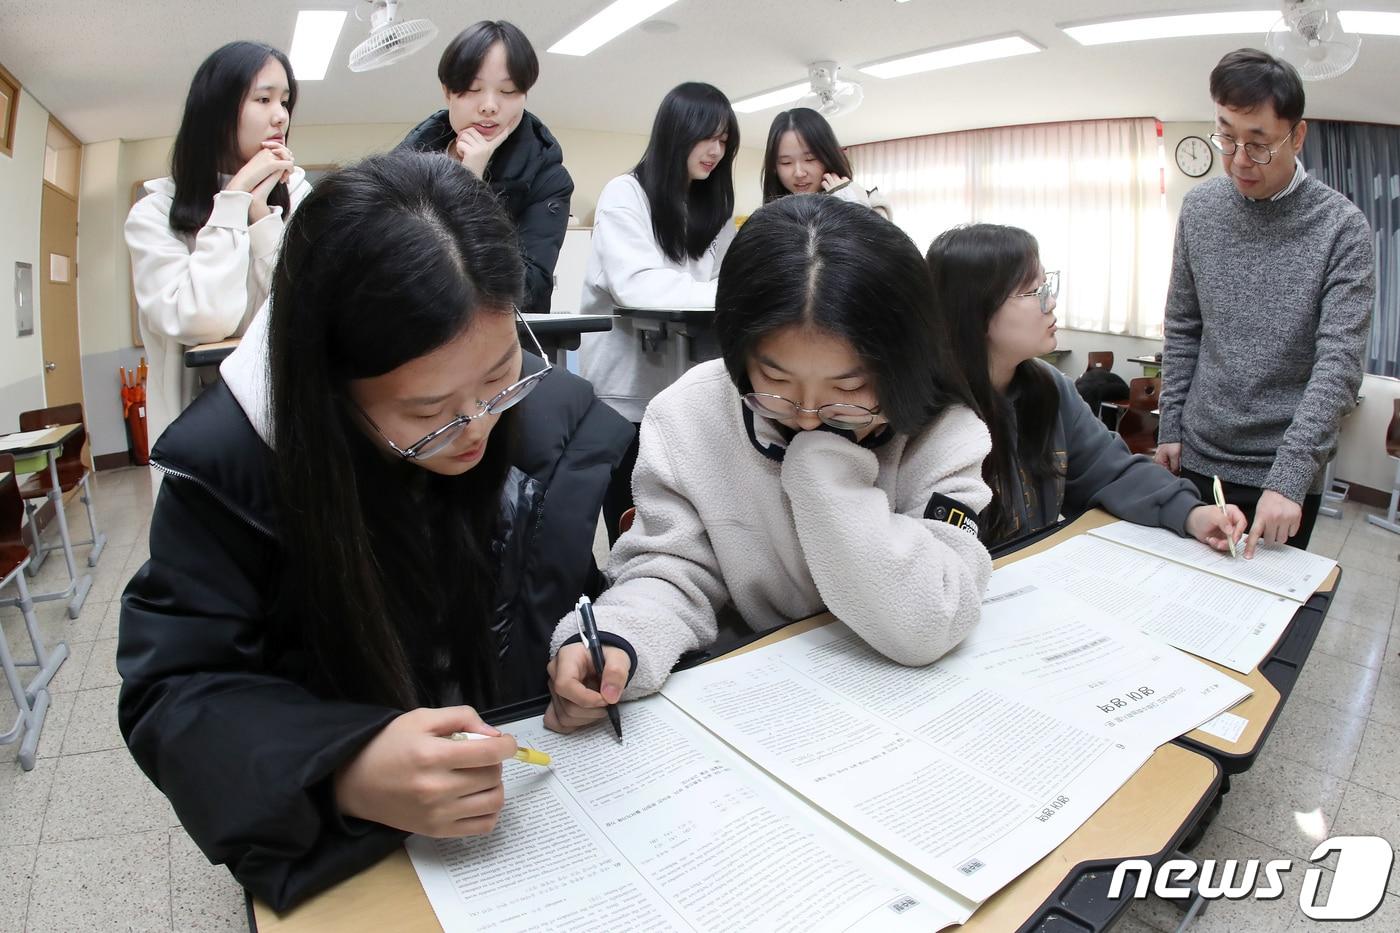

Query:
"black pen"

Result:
[[576, 595, 622, 741]]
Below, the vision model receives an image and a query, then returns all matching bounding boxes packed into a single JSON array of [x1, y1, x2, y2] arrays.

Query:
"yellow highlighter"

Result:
[[451, 731, 552, 767], [1212, 474, 1238, 559]]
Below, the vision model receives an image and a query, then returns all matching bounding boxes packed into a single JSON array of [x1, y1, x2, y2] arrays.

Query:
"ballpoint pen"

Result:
[[1212, 474, 1238, 559], [577, 595, 623, 741]]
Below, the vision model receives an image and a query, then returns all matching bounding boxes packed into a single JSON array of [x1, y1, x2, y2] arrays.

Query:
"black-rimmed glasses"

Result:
[[1209, 127, 1297, 165], [1014, 270, 1060, 314], [742, 393, 881, 428], [356, 308, 552, 461]]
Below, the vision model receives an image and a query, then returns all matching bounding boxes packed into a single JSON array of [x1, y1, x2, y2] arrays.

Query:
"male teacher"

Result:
[[1155, 48, 1374, 556]]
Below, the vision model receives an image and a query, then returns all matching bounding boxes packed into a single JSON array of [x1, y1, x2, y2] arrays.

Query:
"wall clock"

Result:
[[1175, 135, 1213, 178]]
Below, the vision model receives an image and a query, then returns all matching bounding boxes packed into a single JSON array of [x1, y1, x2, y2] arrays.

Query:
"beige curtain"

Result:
[[848, 118, 1169, 337]]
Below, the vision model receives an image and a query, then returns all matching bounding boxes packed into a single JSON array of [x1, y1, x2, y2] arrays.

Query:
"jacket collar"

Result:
[[400, 110, 562, 190]]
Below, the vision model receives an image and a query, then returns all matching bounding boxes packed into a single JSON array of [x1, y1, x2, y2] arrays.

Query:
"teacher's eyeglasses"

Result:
[[355, 309, 552, 461]]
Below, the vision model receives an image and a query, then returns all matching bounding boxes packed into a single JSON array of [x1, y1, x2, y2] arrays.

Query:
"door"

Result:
[[39, 182, 83, 407]]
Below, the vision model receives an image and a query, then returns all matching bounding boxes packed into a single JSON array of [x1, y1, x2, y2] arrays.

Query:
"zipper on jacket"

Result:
[[151, 460, 275, 538]]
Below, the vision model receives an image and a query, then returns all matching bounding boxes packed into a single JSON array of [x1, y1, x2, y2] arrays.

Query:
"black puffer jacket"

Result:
[[399, 110, 573, 312], [116, 355, 633, 910]]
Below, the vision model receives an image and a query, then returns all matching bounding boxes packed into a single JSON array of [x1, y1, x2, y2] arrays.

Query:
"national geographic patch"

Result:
[[924, 494, 980, 537]]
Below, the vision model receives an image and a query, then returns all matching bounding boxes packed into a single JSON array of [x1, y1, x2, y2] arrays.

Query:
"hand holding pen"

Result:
[[543, 597, 631, 737]]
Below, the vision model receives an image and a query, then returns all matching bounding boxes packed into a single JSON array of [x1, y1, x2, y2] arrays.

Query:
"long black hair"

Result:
[[438, 20, 539, 94], [268, 151, 524, 710], [926, 224, 1062, 544], [715, 194, 975, 435], [633, 82, 739, 264], [761, 108, 855, 202], [169, 41, 297, 235]]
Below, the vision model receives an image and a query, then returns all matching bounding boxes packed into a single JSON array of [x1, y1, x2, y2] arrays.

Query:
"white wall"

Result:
[[0, 87, 51, 430]]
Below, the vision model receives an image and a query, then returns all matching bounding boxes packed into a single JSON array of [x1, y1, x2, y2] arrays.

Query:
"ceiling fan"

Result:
[[1264, 0, 1361, 81], [796, 61, 865, 118], [348, 0, 440, 73]]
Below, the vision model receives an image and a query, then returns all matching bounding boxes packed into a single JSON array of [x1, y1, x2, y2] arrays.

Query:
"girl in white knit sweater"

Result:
[[125, 41, 311, 458], [546, 195, 994, 732]]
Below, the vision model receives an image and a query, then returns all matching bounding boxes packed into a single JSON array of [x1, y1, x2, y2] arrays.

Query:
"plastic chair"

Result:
[[1085, 351, 1114, 373], [619, 507, 636, 536], [1365, 399, 1400, 535], [17, 403, 107, 571], [0, 455, 69, 770], [1116, 377, 1161, 457]]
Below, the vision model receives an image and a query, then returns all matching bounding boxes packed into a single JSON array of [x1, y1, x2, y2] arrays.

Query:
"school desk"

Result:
[[613, 306, 714, 382], [246, 605, 1223, 933], [994, 509, 1340, 778], [1129, 355, 1162, 377], [183, 314, 616, 370], [0, 424, 92, 618]]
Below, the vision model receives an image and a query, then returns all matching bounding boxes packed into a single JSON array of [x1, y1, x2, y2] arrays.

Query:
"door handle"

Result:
[[44, 360, 57, 372]]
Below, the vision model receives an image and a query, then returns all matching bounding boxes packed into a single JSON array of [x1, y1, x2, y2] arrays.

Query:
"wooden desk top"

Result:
[[251, 526, 1230, 933], [0, 423, 81, 456]]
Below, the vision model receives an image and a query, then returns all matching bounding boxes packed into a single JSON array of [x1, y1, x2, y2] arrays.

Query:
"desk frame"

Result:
[[613, 307, 713, 382], [0, 425, 93, 618], [185, 316, 615, 371]]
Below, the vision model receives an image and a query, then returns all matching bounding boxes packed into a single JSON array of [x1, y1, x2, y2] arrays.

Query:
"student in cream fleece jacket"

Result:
[[546, 195, 993, 730], [125, 41, 311, 456]]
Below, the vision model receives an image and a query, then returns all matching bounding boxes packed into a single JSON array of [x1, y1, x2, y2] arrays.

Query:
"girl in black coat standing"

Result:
[[399, 20, 572, 312]]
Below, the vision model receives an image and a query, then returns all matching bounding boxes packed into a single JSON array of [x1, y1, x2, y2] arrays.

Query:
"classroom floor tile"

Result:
[[1329, 782, 1400, 897], [26, 830, 171, 933], [3, 470, 1400, 931], [1264, 694, 1368, 780], [1349, 718, 1400, 799]]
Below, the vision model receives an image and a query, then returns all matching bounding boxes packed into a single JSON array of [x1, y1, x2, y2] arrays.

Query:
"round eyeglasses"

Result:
[[355, 309, 553, 461], [1209, 127, 1297, 165], [742, 393, 881, 429], [1014, 270, 1060, 314]]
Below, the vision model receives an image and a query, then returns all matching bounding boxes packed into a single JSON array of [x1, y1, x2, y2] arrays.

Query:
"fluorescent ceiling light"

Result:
[[1339, 10, 1400, 36], [1061, 11, 1277, 46], [860, 35, 1042, 80], [288, 10, 346, 80], [731, 82, 810, 114], [548, 0, 680, 56]]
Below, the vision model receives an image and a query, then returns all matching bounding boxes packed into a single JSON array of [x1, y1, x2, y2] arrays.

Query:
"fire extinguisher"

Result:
[[120, 358, 149, 466]]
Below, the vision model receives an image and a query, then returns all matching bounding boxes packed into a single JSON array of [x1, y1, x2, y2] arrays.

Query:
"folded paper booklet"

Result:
[[408, 594, 1249, 932], [991, 521, 1336, 674]]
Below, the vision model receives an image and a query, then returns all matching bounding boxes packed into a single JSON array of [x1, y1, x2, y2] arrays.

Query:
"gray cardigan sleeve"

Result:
[[1263, 212, 1373, 502], [1049, 365, 1202, 535]]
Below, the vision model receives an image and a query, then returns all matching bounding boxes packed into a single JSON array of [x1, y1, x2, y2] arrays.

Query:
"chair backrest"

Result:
[[1386, 398, 1400, 459], [619, 507, 636, 536], [19, 403, 86, 471], [0, 454, 24, 548], [1086, 351, 1114, 373], [1127, 377, 1161, 411]]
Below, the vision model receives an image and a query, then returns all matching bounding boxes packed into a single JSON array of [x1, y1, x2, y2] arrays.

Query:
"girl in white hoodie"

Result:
[[546, 195, 994, 732], [125, 41, 311, 456], [578, 82, 740, 424]]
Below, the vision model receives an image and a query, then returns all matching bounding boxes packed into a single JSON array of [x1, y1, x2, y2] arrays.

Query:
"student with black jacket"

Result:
[[116, 152, 633, 910], [398, 20, 572, 312]]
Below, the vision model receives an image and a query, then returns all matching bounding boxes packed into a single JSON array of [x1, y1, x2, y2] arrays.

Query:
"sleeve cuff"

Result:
[[558, 632, 639, 687], [208, 190, 253, 230], [248, 207, 286, 259]]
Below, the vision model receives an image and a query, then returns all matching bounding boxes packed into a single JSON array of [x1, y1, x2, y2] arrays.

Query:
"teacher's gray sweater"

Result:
[[549, 360, 994, 698], [1158, 175, 1374, 502]]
